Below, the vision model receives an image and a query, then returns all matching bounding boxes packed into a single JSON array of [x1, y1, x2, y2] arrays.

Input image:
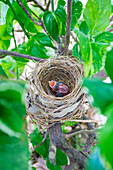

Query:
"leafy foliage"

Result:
[[105, 48, 113, 83], [0, 80, 29, 169], [1, 0, 113, 169], [43, 11, 59, 42], [71, 0, 83, 30], [83, 0, 111, 37], [30, 127, 68, 169]]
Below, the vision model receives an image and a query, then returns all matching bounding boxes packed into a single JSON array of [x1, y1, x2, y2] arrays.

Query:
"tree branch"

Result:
[[17, 0, 42, 26], [0, 49, 45, 62], [48, 122, 86, 170], [64, 0, 72, 56], [82, 114, 96, 154], [17, 0, 58, 49]]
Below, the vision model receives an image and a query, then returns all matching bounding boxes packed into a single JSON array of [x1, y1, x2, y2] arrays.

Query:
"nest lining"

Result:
[[26, 56, 85, 126]]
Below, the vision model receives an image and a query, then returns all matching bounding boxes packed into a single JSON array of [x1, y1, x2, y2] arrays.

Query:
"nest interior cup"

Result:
[[26, 56, 85, 126]]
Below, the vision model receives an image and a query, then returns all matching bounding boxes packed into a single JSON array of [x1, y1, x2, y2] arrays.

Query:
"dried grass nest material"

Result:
[[26, 56, 85, 126]]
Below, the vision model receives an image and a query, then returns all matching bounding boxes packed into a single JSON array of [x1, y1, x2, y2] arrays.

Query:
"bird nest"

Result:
[[26, 56, 85, 128]]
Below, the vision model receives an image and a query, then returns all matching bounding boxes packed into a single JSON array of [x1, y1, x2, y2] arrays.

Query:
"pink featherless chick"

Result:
[[48, 80, 70, 97]]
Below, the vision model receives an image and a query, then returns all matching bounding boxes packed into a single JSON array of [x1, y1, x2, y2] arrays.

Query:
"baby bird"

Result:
[[48, 80, 70, 97]]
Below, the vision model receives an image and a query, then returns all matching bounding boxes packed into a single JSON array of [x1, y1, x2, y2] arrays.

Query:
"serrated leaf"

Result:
[[34, 32, 54, 47], [71, 0, 83, 30], [54, 5, 66, 35], [100, 103, 113, 169], [43, 11, 59, 41], [95, 32, 113, 43], [83, 78, 113, 112], [75, 29, 108, 76], [30, 128, 50, 159], [57, 0, 66, 7], [79, 21, 89, 35], [0, 131, 29, 170], [105, 48, 113, 83], [83, 0, 111, 37], [56, 148, 68, 166], [86, 148, 105, 170]]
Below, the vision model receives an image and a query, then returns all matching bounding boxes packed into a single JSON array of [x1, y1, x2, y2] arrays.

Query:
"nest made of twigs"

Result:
[[26, 56, 85, 127]]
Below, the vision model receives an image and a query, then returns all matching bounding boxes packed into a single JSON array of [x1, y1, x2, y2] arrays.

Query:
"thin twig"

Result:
[[70, 31, 78, 43], [0, 49, 45, 62], [106, 21, 113, 32], [107, 27, 113, 32], [17, 0, 58, 48], [17, 0, 42, 26], [64, 0, 72, 55], [62, 119, 100, 123], [29, 0, 50, 12], [65, 128, 98, 140], [5, 0, 29, 38], [110, 15, 113, 22], [34, 131, 48, 148]]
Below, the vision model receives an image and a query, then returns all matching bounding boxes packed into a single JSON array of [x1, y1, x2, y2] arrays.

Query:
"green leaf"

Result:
[[71, 0, 83, 30], [0, 23, 12, 50], [34, 32, 54, 47], [43, 11, 59, 41], [57, 0, 66, 7], [83, 78, 113, 112], [0, 79, 29, 170], [12, 44, 29, 63], [0, 99, 23, 133], [86, 148, 105, 170], [75, 29, 90, 62], [0, 2, 9, 24], [0, 56, 16, 78], [100, 103, 113, 169], [0, 131, 29, 170], [27, 39, 49, 59], [83, 0, 111, 37], [54, 5, 66, 35], [0, 81, 26, 133], [56, 148, 68, 166], [46, 159, 62, 170], [75, 29, 108, 76], [79, 21, 89, 35], [95, 32, 113, 43], [91, 42, 108, 73], [30, 128, 50, 159], [0, 65, 8, 79], [105, 48, 113, 83], [6, 1, 38, 34], [72, 43, 82, 60]]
